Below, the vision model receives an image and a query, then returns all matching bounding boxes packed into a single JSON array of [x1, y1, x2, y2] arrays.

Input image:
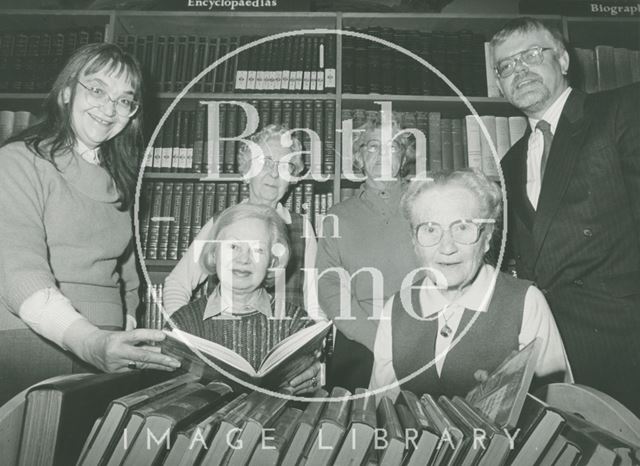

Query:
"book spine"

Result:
[[216, 183, 228, 213], [464, 115, 482, 170], [156, 182, 174, 260], [193, 105, 206, 173], [324, 100, 336, 175], [167, 182, 183, 261], [440, 118, 453, 170], [145, 182, 165, 260], [171, 111, 182, 173], [191, 183, 206, 241], [178, 182, 194, 260], [428, 112, 442, 172]]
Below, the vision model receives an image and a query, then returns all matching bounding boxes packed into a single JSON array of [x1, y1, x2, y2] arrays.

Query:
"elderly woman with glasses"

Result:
[[0, 43, 180, 404], [370, 169, 571, 399], [164, 124, 319, 317], [316, 117, 419, 391]]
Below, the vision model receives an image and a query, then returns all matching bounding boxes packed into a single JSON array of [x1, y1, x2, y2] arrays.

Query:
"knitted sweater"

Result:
[[316, 181, 419, 350], [0, 141, 139, 331]]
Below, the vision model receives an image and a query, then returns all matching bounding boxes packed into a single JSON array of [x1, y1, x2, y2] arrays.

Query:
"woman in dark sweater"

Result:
[[169, 203, 323, 394]]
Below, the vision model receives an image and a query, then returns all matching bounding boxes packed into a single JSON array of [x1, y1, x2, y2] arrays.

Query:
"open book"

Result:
[[161, 321, 331, 387], [465, 338, 542, 430]]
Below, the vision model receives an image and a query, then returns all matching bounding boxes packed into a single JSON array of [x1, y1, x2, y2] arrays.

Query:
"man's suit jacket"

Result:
[[501, 83, 640, 413]]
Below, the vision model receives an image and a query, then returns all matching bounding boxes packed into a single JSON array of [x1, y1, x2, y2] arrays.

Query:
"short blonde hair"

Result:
[[236, 124, 304, 178], [199, 204, 290, 286]]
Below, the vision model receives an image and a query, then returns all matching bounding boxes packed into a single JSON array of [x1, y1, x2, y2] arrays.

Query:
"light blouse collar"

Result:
[[417, 264, 497, 317], [203, 285, 272, 320], [75, 140, 100, 166]]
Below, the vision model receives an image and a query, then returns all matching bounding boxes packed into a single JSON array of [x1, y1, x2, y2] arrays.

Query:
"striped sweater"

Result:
[[169, 296, 311, 371]]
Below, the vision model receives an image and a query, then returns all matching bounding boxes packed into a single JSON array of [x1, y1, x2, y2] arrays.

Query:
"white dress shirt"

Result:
[[526, 87, 572, 209], [369, 265, 573, 400]]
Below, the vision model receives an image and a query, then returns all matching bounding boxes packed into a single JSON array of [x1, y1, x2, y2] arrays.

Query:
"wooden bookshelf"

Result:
[[1, 8, 638, 283]]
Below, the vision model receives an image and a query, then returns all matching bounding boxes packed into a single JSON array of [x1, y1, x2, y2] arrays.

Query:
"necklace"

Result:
[[439, 305, 459, 338], [437, 284, 469, 338]]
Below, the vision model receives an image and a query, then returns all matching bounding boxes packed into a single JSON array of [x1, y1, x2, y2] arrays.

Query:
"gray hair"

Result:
[[490, 17, 567, 54], [351, 117, 411, 174], [401, 168, 503, 228], [199, 203, 290, 284], [237, 124, 304, 178]]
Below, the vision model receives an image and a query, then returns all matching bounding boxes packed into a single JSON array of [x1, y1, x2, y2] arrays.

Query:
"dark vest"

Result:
[[391, 272, 529, 398]]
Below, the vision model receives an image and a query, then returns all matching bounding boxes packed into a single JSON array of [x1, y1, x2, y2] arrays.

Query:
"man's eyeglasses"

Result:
[[78, 81, 139, 118], [494, 46, 553, 79], [415, 219, 496, 247]]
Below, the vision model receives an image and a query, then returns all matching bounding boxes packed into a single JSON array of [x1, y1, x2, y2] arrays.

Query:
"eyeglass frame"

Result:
[[359, 138, 403, 155], [493, 46, 554, 79], [414, 218, 496, 247], [249, 154, 299, 177], [77, 80, 140, 118]]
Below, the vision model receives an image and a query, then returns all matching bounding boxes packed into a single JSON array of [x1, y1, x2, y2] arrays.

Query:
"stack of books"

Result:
[[12, 339, 640, 465]]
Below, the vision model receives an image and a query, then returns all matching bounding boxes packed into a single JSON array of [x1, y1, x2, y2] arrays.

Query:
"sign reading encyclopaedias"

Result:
[[184, 0, 309, 10], [520, 0, 640, 16]]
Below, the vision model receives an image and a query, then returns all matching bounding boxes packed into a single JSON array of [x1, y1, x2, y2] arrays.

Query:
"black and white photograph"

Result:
[[0, 0, 639, 464]]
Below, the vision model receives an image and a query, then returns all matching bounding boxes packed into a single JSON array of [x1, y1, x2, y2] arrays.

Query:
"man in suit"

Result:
[[491, 17, 640, 414]]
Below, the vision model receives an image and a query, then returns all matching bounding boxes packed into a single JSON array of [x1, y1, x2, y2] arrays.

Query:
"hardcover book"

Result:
[[162, 320, 331, 387], [465, 338, 542, 430]]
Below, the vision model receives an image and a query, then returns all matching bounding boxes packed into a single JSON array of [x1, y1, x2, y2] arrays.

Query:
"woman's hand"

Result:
[[286, 360, 323, 394], [63, 320, 181, 373], [281, 350, 323, 395]]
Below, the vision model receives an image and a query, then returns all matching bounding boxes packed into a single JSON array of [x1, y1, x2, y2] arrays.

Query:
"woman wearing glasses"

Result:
[[164, 124, 319, 317], [316, 118, 419, 391], [370, 169, 571, 399], [0, 43, 180, 404]]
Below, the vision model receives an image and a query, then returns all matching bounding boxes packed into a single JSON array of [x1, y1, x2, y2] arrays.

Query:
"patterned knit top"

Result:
[[169, 294, 311, 371]]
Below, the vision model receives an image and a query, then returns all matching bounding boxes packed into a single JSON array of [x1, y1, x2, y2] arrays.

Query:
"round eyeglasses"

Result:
[[78, 81, 139, 118], [360, 139, 402, 155], [415, 219, 496, 247], [494, 46, 553, 79], [251, 156, 298, 177]]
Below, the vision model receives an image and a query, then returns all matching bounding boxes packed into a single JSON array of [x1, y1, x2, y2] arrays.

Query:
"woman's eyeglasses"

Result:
[[78, 81, 139, 118], [494, 46, 553, 79], [252, 156, 297, 176], [360, 139, 402, 155], [415, 219, 496, 247]]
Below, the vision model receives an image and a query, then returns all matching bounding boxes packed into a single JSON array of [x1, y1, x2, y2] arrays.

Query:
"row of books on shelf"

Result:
[[145, 99, 336, 174], [15, 340, 638, 466], [119, 33, 336, 95], [573, 45, 640, 93], [141, 282, 214, 330], [343, 27, 488, 97], [0, 27, 105, 93], [0, 110, 38, 145], [140, 180, 332, 261], [343, 108, 528, 178]]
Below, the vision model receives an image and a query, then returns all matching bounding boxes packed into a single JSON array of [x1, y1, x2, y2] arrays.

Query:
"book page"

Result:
[[257, 320, 332, 375], [165, 329, 257, 375]]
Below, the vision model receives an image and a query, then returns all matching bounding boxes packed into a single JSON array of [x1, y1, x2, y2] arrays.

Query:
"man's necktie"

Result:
[[536, 119, 553, 181]]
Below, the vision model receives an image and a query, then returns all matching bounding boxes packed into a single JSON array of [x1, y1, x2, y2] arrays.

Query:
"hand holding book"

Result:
[[63, 320, 182, 373], [280, 350, 323, 394]]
